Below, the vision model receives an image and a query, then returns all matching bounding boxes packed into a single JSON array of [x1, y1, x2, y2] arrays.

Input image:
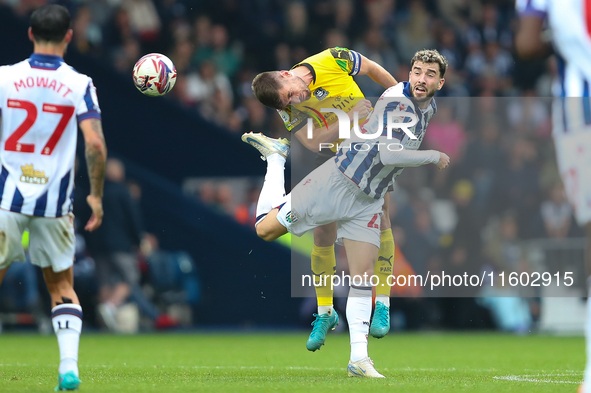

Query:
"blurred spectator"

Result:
[[507, 90, 551, 138], [424, 102, 466, 162], [461, 120, 503, 214], [354, 26, 399, 97], [541, 184, 572, 239], [239, 96, 271, 134], [113, 38, 141, 73], [493, 139, 541, 238], [191, 24, 240, 78], [86, 158, 144, 331], [72, 5, 102, 55], [184, 60, 233, 114], [122, 0, 161, 50], [394, 0, 434, 61], [399, 204, 440, 277], [140, 234, 198, 327]]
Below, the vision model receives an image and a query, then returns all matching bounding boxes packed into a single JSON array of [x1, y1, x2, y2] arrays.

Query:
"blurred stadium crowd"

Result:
[[1, 0, 581, 332]]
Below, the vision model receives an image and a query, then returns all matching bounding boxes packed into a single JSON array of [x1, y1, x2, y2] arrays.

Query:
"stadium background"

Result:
[[0, 0, 584, 334]]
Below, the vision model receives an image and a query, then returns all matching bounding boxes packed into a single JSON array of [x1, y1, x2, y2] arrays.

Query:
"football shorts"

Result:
[[0, 209, 75, 272], [276, 161, 383, 248]]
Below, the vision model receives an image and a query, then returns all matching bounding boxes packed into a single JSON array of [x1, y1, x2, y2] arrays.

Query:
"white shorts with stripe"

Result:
[[554, 130, 591, 226], [0, 208, 75, 272], [276, 161, 383, 248]]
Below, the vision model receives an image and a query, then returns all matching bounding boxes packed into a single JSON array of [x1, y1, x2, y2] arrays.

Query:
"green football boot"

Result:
[[306, 311, 339, 351]]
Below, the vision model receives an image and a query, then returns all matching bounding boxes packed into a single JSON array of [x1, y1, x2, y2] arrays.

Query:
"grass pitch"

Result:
[[0, 332, 584, 392]]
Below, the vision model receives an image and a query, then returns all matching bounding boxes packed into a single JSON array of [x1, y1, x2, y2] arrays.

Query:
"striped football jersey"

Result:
[[0, 53, 101, 217], [335, 82, 437, 199]]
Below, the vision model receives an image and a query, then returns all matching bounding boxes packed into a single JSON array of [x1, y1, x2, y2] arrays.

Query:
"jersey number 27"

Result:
[[5, 99, 74, 155]]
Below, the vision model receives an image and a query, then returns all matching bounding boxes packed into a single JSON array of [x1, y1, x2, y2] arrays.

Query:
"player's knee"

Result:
[[256, 224, 276, 242]]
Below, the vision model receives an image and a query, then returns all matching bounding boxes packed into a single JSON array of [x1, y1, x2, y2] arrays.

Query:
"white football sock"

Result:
[[318, 305, 334, 316], [255, 154, 286, 225], [347, 283, 372, 362], [376, 295, 390, 308], [52, 304, 83, 377]]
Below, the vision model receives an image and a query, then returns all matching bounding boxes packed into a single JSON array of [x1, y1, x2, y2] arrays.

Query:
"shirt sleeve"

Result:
[[328, 47, 362, 76], [277, 107, 309, 133], [380, 147, 440, 167], [77, 78, 101, 121], [515, 0, 548, 19]]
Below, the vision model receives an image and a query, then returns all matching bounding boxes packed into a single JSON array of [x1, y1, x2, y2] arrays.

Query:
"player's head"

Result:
[[252, 71, 311, 110], [29, 4, 72, 46], [409, 49, 448, 102]]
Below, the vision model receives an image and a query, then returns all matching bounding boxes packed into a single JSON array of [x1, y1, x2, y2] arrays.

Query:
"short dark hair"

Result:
[[251, 72, 284, 110], [30, 4, 71, 43], [410, 49, 449, 78]]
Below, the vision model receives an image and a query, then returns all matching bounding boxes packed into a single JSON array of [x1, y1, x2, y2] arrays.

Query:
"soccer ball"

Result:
[[132, 53, 177, 97]]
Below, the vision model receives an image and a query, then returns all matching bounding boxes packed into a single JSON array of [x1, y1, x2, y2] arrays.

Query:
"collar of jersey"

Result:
[[29, 53, 64, 66]]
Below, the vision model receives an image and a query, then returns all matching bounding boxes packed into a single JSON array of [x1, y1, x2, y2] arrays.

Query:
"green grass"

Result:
[[0, 332, 584, 392]]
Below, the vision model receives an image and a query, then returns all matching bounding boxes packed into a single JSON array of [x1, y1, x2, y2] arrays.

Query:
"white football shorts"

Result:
[[554, 130, 591, 226], [276, 161, 383, 248], [0, 208, 75, 272]]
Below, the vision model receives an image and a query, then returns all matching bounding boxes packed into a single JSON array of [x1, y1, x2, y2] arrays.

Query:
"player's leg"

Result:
[[241, 132, 290, 239], [255, 208, 289, 241], [583, 222, 591, 393], [0, 208, 28, 284], [29, 214, 81, 391], [96, 255, 125, 332], [343, 238, 384, 378], [371, 193, 394, 338], [306, 222, 339, 351], [43, 267, 83, 391], [555, 132, 591, 393], [305, 148, 340, 351]]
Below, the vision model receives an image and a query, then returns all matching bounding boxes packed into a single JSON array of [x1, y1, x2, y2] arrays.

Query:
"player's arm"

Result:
[[357, 54, 398, 89], [515, 15, 550, 59], [79, 118, 107, 231], [380, 145, 450, 171]]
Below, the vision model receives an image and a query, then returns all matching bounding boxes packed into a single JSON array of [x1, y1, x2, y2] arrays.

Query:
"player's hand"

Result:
[[437, 152, 450, 171], [85, 195, 103, 232], [351, 99, 372, 120]]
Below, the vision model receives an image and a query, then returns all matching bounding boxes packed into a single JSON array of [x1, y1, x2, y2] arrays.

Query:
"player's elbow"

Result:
[[86, 139, 107, 156]]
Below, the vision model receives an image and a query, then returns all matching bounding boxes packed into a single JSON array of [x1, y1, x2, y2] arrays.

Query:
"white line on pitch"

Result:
[[494, 375, 581, 384]]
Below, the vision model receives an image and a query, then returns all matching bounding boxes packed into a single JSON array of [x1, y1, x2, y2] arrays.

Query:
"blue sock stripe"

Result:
[[52, 307, 83, 319], [351, 285, 372, 291]]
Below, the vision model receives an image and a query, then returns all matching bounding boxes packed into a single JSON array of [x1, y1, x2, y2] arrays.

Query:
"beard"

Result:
[[410, 84, 436, 102]]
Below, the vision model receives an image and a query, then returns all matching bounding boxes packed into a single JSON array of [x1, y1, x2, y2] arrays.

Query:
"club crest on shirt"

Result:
[[286, 209, 299, 224], [278, 109, 290, 124], [20, 164, 48, 185], [313, 87, 329, 101]]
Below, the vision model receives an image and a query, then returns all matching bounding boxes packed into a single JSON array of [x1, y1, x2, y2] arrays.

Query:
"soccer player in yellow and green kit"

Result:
[[246, 47, 397, 351]]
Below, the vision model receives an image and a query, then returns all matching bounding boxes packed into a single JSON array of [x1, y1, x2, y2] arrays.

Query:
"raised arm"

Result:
[[79, 118, 107, 231], [357, 54, 398, 89], [380, 146, 450, 171]]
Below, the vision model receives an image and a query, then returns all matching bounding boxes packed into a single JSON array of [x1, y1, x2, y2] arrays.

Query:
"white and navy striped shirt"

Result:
[[517, 0, 591, 134], [335, 82, 436, 199], [0, 53, 101, 217]]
